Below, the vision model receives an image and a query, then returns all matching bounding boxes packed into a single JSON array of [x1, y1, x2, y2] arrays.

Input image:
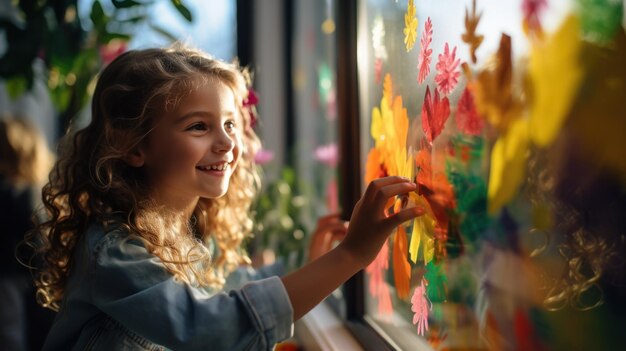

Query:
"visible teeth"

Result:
[[198, 163, 228, 171]]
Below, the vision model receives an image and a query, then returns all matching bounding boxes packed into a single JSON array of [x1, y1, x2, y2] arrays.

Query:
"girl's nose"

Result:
[[213, 130, 235, 153]]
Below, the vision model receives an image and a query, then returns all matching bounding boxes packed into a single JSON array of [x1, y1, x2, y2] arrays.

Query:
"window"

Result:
[[340, 0, 587, 350]]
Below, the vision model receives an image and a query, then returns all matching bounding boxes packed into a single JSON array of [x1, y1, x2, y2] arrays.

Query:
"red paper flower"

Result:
[[421, 85, 451, 144], [417, 17, 433, 84], [455, 87, 484, 135], [435, 43, 461, 95]]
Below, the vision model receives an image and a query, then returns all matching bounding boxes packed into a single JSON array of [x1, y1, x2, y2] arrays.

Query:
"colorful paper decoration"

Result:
[[411, 279, 432, 336], [455, 87, 484, 136], [435, 43, 461, 95], [421, 85, 451, 144], [529, 15, 583, 147], [462, 0, 484, 64], [403, 0, 418, 51], [487, 117, 529, 214], [418, 17, 433, 84]]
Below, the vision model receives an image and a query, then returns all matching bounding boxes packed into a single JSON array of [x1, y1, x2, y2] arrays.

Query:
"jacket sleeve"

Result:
[[224, 260, 286, 291], [89, 232, 293, 351]]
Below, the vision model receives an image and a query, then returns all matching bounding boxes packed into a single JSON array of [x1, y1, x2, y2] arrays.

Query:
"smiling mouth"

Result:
[[196, 162, 230, 172]]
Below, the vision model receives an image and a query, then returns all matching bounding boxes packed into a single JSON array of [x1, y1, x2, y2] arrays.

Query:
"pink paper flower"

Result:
[[411, 279, 431, 336], [366, 241, 393, 317], [434, 43, 461, 95], [254, 149, 274, 165], [313, 143, 338, 167], [417, 17, 433, 84]]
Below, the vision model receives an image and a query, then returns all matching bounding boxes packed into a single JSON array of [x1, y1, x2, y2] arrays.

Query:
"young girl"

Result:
[[30, 44, 422, 350]]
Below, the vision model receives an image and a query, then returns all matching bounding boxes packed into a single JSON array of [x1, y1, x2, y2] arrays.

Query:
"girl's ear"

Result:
[[124, 146, 145, 167]]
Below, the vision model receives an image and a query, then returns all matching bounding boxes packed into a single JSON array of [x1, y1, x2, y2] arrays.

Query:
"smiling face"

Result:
[[138, 79, 242, 214]]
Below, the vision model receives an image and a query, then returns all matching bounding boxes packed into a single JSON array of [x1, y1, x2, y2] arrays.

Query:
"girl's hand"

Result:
[[337, 176, 423, 268], [308, 213, 348, 262]]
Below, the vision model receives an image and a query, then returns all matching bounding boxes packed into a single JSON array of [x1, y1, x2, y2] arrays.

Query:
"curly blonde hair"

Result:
[[28, 44, 261, 311], [527, 126, 626, 311]]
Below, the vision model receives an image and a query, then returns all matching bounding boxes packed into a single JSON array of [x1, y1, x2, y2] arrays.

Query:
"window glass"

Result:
[[356, 0, 587, 350]]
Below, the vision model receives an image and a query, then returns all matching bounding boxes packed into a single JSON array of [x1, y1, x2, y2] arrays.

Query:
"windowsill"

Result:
[[295, 302, 364, 350]]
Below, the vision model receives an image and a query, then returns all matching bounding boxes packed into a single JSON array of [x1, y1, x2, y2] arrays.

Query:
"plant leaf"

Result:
[[170, 0, 193, 22]]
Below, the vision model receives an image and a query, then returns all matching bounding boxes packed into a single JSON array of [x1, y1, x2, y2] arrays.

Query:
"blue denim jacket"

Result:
[[43, 224, 294, 350]]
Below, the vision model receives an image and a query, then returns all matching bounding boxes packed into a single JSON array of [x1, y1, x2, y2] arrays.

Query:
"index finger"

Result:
[[371, 182, 417, 214], [364, 176, 412, 199]]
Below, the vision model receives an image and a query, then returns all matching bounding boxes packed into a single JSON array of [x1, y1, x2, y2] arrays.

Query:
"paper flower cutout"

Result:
[[371, 74, 410, 176], [455, 87, 484, 136], [365, 147, 388, 184], [461, 0, 484, 64], [411, 279, 431, 336], [522, 0, 547, 36], [421, 85, 451, 144], [417, 17, 433, 84], [409, 199, 436, 264], [488, 118, 529, 214], [472, 34, 522, 132], [529, 15, 583, 147], [365, 241, 393, 316], [403, 0, 418, 52], [372, 16, 388, 61], [435, 43, 461, 95], [393, 226, 412, 299]]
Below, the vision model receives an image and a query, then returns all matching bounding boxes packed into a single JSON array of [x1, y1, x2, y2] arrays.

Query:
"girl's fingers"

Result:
[[384, 206, 424, 229], [364, 176, 412, 199], [371, 182, 417, 213]]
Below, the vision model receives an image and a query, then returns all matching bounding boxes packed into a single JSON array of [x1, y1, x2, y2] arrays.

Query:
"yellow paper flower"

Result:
[[370, 74, 410, 177], [403, 0, 418, 52], [409, 194, 436, 265], [487, 118, 529, 214], [529, 15, 583, 147]]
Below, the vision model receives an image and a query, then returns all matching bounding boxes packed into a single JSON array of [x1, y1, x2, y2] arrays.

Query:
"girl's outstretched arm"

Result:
[[281, 176, 422, 320]]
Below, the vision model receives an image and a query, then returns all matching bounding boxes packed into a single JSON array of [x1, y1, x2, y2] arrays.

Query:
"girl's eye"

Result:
[[225, 120, 237, 132], [187, 122, 207, 131]]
